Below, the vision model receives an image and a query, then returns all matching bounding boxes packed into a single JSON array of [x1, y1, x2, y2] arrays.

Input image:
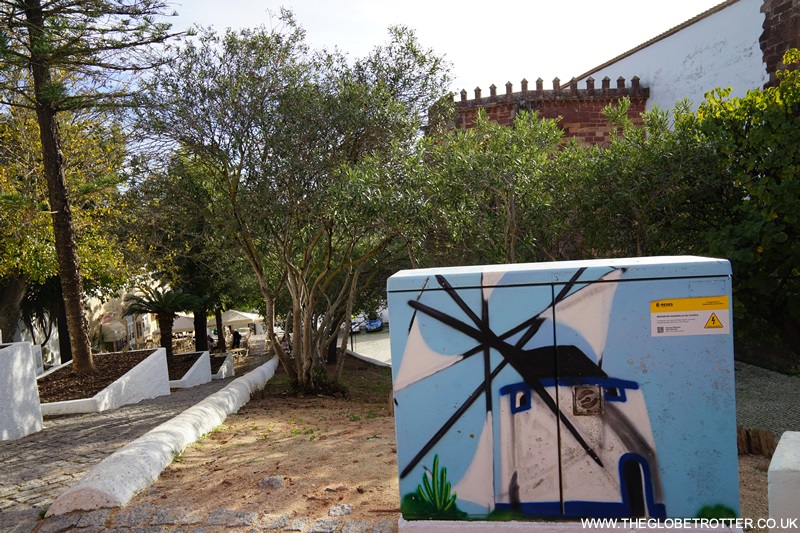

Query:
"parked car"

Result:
[[364, 318, 383, 332]]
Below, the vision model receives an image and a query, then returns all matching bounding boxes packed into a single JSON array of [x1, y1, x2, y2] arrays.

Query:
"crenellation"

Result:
[[455, 75, 649, 110], [453, 75, 648, 145], [569, 77, 578, 95]]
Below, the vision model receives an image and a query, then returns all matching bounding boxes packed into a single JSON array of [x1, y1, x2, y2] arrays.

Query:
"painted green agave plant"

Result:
[[401, 455, 466, 520]]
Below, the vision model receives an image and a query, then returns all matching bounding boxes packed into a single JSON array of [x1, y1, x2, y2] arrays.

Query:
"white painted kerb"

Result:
[[769, 431, 800, 532], [46, 357, 279, 516]]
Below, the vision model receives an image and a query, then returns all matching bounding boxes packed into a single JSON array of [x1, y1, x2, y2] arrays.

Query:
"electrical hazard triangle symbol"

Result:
[[704, 313, 724, 329]]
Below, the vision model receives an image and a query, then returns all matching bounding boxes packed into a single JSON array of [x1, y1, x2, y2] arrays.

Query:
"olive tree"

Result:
[[135, 14, 450, 390]]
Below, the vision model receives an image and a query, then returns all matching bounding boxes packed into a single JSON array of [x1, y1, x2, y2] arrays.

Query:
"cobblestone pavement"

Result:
[[0, 358, 796, 532], [0, 375, 239, 532]]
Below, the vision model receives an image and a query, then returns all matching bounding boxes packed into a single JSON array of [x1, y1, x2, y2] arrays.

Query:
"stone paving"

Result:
[[0, 357, 796, 532]]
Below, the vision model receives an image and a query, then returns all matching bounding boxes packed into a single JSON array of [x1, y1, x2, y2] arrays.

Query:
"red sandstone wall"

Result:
[[761, 0, 800, 87]]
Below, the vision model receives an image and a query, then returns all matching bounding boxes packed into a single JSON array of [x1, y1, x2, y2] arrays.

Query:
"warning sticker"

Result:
[[650, 296, 730, 337]]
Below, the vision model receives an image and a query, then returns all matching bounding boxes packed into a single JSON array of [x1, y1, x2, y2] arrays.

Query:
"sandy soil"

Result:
[[132, 356, 400, 525], [128, 355, 770, 529]]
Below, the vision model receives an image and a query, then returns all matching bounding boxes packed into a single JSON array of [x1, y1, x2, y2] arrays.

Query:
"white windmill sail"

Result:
[[393, 317, 463, 391], [481, 271, 506, 301], [549, 268, 624, 364], [453, 412, 495, 512]]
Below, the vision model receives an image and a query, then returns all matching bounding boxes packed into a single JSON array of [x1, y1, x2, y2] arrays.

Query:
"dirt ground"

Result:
[[129, 355, 771, 528], [132, 356, 401, 524]]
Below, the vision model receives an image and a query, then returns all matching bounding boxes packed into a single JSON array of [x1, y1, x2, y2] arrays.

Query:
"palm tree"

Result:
[[123, 285, 201, 360]]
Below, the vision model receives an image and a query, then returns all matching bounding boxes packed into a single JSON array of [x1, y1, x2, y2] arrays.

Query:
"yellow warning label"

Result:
[[650, 296, 729, 313], [704, 313, 724, 329], [651, 295, 730, 336]]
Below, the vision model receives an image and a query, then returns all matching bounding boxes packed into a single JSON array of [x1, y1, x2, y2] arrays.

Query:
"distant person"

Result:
[[207, 335, 215, 351], [232, 328, 242, 349]]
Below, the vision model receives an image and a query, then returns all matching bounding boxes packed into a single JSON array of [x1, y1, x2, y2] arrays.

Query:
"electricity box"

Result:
[[387, 256, 739, 521]]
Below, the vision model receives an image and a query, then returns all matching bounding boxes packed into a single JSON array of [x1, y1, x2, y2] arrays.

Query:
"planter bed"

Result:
[[168, 351, 211, 389], [38, 349, 170, 417], [0, 342, 43, 440], [211, 353, 234, 380]]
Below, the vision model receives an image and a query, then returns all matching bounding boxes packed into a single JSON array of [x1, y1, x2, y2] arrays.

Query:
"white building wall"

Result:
[[579, 0, 768, 112]]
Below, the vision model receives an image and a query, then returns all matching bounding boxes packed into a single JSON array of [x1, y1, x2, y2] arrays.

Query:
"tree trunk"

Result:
[[214, 308, 226, 352], [157, 313, 175, 360], [0, 274, 27, 342], [24, 0, 93, 373], [193, 306, 209, 351], [334, 266, 363, 381], [326, 318, 340, 364], [55, 290, 72, 363]]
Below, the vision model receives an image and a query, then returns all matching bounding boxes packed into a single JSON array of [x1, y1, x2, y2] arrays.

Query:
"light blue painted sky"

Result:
[[168, 0, 724, 93]]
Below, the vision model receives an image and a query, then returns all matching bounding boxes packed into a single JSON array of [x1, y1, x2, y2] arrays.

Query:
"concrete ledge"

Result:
[[211, 353, 234, 380], [399, 518, 742, 532], [345, 349, 391, 368], [0, 343, 43, 441], [168, 351, 212, 389], [769, 431, 800, 532], [46, 356, 280, 516], [40, 349, 170, 416]]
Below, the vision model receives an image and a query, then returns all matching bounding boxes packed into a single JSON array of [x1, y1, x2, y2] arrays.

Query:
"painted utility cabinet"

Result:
[[387, 256, 739, 521]]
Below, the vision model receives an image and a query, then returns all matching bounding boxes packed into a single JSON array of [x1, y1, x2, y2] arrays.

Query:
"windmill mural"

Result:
[[387, 258, 740, 521]]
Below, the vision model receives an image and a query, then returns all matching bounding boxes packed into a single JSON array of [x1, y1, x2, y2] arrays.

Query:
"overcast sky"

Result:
[[169, 0, 724, 93]]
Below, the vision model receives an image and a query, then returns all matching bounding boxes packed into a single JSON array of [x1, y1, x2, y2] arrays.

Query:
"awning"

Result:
[[218, 309, 264, 327], [172, 315, 195, 333]]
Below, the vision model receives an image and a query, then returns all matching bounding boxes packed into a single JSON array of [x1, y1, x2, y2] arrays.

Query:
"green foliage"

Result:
[[122, 285, 200, 319], [123, 285, 201, 358], [556, 98, 723, 259], [418, 109, 563, 265], [696, 49, 800, 352], [0, 99, 130, 288], [696, 504, 737, 519], [0, 0, 177, 112], [122, 152, 263, 353]]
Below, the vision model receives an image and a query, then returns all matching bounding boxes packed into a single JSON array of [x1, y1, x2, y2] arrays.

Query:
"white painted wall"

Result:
[[0, 342, 43, 440], [579, 0, 768, 112]]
